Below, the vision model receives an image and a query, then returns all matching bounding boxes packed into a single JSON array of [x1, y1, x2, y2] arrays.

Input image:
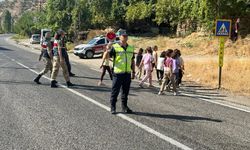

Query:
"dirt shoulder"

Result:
[[12, 38, 250, 108]]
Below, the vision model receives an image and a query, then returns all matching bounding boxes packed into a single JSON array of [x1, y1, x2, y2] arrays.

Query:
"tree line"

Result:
[[1, 0, 250, 37]]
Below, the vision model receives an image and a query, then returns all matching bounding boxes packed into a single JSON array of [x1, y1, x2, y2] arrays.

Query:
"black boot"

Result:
[[122, 105, 133, 114], [51, 80, 58, 88], [67, 81, 74, 87], [34, 74, 42, 84], [69, 72, 75, 77], [111, 105, 116, 114]]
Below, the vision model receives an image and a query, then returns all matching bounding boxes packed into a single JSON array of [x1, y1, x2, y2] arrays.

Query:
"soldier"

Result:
[[62, 36, 76, 77], [108, 29, 136, 114], [34, 32, 53, 84], [50, 30, 74, 88]]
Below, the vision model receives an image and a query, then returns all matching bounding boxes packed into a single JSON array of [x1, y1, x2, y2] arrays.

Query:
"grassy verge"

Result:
[[185, 58, 250, 96], [11, 34, 29, 42]]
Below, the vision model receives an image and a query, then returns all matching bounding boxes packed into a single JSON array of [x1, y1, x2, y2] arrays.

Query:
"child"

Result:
[[152, 45, 158, 73], [135, 48, 143, 79], [158, 49, 177, 96], [175, 49, 184, 86], [156, 51, 166, 85], [171, 50, 180, 93], [98, 48, 113, 86], [139, 47, 153, 88]]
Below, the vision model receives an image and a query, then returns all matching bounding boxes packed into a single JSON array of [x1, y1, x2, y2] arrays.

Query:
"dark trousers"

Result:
[[110, 73, 131, 109], [100, 66, 113, 81], [178, 69, 183, 85], [156, 70, 164, 80], [64, 52, 72, 73]]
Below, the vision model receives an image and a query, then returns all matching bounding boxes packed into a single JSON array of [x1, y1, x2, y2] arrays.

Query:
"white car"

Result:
[[30, 34, 40, 44], [40, 29, 52, 44], [74, 36, 119, 59]]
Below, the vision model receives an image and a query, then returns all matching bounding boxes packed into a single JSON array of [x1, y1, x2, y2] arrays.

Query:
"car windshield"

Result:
[[88, 39, 97, 45], [32, 35, 40, 39]]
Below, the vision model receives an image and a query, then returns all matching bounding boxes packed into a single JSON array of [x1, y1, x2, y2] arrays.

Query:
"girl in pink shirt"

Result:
[[139, 47, 153, 87], [158, 49, 177, 95]]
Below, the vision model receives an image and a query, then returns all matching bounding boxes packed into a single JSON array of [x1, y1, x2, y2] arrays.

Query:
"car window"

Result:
[[88, 39, 97, 45], [33, 35, 40, 39], [96, 38, 105, 45]]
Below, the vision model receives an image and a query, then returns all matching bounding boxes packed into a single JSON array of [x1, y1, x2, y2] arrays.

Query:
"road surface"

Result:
[[0, 34, 250, 150]]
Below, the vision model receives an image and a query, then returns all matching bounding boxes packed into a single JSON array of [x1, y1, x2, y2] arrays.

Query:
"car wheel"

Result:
[[85, 50, 94, 59], [79, 55, 85, 59]]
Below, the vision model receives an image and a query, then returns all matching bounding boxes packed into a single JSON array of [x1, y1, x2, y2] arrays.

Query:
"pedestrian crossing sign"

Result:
[[215, 19, 231, 37]]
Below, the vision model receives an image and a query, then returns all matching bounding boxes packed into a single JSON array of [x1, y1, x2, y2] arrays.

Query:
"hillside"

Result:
[[0, 0, 46, 19]]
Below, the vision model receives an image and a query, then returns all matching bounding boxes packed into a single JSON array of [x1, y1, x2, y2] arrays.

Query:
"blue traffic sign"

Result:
[[215, 19, 232, 37]]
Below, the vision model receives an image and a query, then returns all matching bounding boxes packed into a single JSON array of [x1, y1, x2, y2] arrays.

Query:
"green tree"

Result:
[[45, 0, 76, 32], [88, 0, 113, 28], [125, 1, 153, 22], [14, 11, 34, 36], [71, 0, 92, 31], [154, 0, 180, 26], [2, 10, 12, 33], [110, 0, 127, 28]]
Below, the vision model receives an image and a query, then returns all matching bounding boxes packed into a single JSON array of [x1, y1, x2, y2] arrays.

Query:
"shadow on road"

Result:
[[0, 80, 50, 86], [71, 84, 111, 92], [0, 46, 13, 51], [132, 112, 223, 122], [79, 56, 102, 59], [0, 66, 36, 70], [73, 75, 109, 81]]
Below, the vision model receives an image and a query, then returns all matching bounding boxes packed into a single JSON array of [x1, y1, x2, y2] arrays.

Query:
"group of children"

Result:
[[97, 44, 185, 96], [136, 46, 184, 96]]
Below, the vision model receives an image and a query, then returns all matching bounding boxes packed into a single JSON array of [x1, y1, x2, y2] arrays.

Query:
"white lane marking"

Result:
[[6, 56, 192, 150], [182, 93, 250, 113]]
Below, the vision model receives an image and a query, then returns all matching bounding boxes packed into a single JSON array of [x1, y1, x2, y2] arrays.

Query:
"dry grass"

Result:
[[129, 33, 250, 57], [185, 57, 250, 96]]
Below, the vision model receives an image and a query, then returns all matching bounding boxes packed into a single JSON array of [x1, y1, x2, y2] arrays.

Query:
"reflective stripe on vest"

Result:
[[113, 43, 134, 74]]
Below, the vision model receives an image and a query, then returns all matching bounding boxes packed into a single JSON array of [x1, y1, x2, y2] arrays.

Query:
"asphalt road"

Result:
[[0, 34, 250, 150]]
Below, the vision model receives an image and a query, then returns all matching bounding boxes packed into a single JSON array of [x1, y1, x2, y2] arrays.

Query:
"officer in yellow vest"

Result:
[[50, 30, 74, 88], [109, 29, 135, 114], [34, 32, 53, 84]]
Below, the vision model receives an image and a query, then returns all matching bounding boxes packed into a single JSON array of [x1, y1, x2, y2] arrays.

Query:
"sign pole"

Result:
[[218, 37, 225, 89], [218, 67, 222, 89], [215, 19, 231, 89]]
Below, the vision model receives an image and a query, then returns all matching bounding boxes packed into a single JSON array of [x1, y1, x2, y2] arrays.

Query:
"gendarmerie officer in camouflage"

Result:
[[50, 30, 74, 88], [34, 32, 53, 84]]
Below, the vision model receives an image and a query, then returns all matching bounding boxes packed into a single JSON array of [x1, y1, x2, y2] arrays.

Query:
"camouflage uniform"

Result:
[[34, 36, 53, 84], [40, 39, 53, 75], [50, 35, 73, 87]]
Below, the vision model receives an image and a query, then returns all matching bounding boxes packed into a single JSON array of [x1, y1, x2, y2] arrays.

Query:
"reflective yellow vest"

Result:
[[113, 43, 134, 74]]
